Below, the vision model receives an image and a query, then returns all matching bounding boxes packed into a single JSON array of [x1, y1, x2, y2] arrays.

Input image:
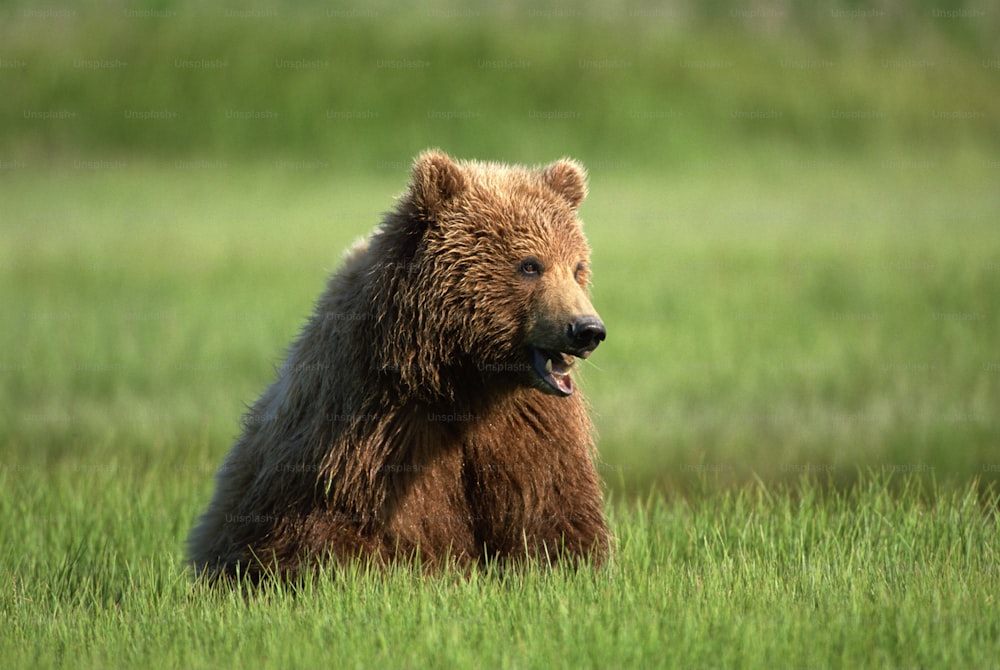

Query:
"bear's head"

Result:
[[367, 149, 605, 400]]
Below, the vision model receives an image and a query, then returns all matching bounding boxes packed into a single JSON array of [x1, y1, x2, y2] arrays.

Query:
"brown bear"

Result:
[[187, 149, 609, 580]]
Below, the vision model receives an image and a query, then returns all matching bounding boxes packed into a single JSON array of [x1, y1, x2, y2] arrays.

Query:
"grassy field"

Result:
[[2, 472, 998, 669], [2, 155, 999, 667], [3, 0, 999, 165], [3, 154, 996, 490], [3, 1, 1000, 666]]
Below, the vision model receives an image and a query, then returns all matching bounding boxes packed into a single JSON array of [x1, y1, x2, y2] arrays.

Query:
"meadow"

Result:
[[3, 1, 1000, 667], [3, 155, 999, 668]]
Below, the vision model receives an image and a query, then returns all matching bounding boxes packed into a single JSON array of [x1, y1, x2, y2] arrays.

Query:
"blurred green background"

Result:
[[4, 0, 1000, 166], [2, 0, 998, 497]]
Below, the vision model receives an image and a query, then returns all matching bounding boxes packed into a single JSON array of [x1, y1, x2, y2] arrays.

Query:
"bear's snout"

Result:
[[567, 315, 606, 357]]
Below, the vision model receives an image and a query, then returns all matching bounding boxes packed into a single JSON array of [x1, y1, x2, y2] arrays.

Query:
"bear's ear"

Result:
[[542, 158, 588, 209], [409, 149, 466, 218]]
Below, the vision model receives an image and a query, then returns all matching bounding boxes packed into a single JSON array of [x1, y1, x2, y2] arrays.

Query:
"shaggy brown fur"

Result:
[[187, 150, 609, 580]]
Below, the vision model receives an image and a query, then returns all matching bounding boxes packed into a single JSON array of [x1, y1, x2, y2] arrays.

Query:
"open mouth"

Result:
[[531, 348, 578, 397]]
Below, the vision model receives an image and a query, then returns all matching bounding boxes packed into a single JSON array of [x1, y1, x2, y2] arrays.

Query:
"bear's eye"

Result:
[[574, 262, 588, 281], [519, 257, 543, 276]]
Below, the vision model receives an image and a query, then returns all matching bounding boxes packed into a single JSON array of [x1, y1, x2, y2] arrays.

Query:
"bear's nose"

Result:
[[568, 316, 606, 354]]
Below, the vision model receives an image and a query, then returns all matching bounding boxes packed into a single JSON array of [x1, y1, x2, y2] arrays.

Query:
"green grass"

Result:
[[3, 154, 998, 492], [586, 152, 1000, 494], [3, 0, 999, 165], [2, 152, 999, 667], [2, 470, 998, 669]]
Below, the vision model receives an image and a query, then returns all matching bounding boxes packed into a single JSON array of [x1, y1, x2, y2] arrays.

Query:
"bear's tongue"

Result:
[[532, 348, 575, 396]]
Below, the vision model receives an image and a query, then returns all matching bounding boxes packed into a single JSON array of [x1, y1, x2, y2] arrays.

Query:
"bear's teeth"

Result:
[[545, 358, 553, 373], [551, 354, 573, 373]]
